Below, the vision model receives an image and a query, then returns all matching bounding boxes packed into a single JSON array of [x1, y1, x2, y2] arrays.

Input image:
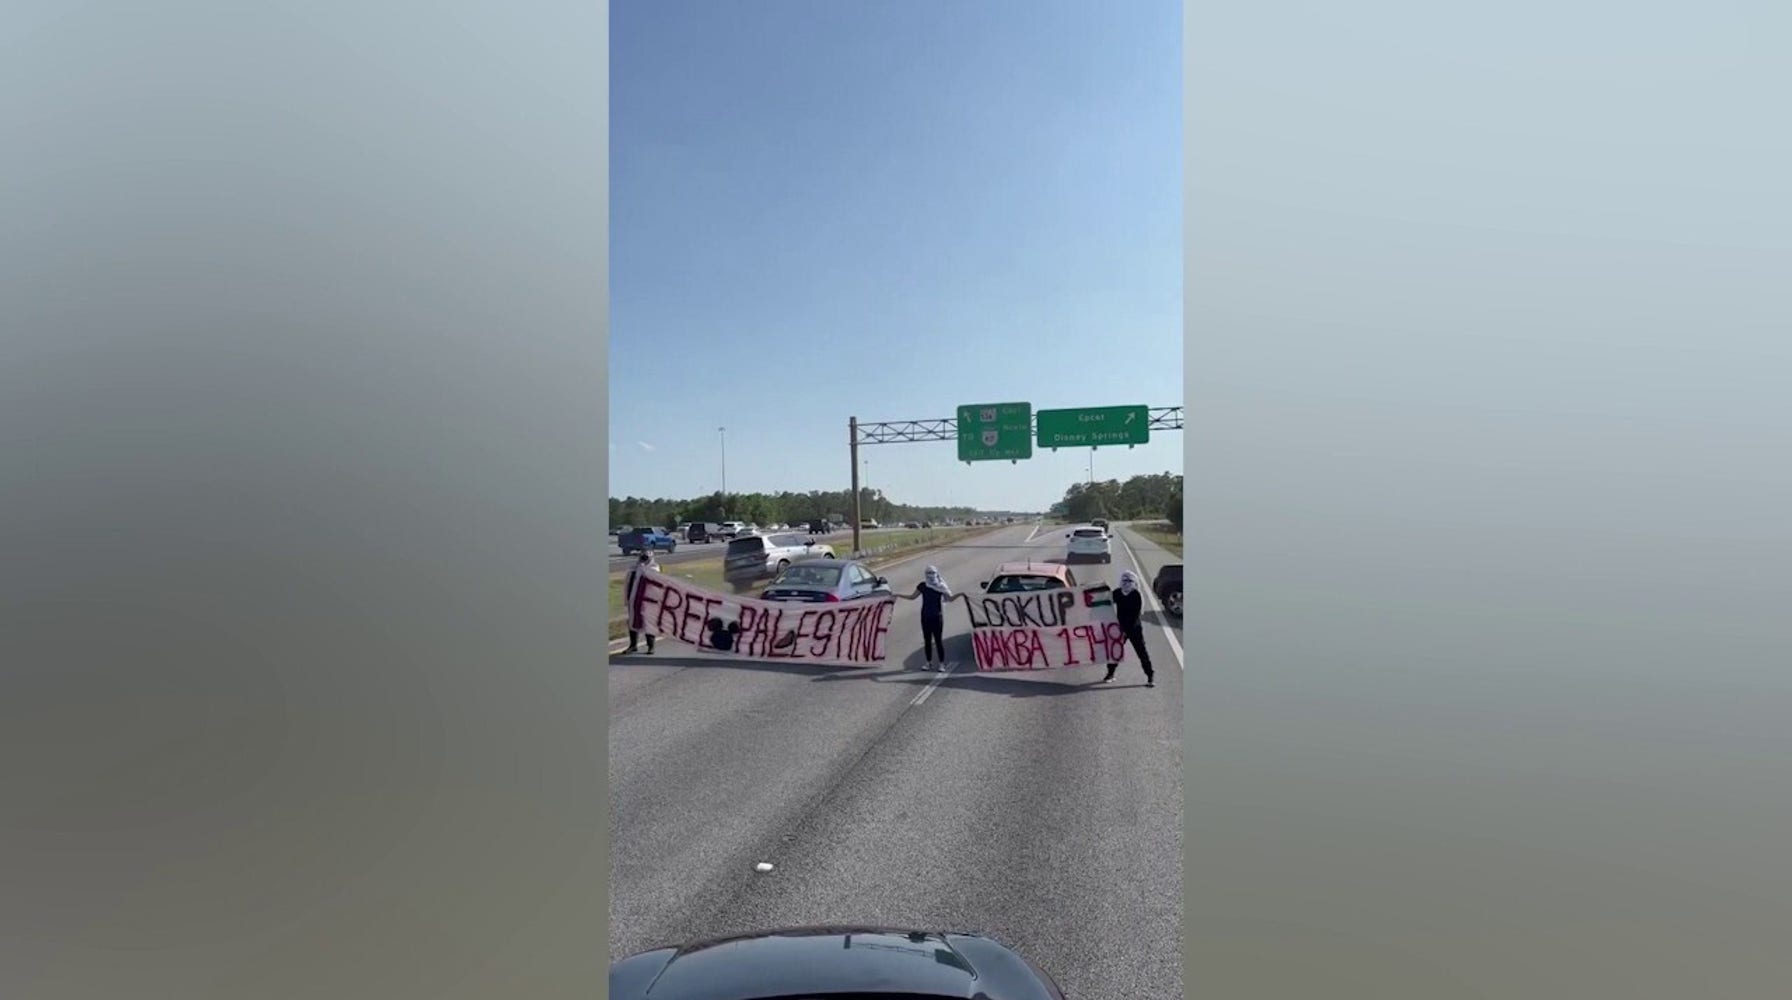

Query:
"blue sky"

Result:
[[609, 0, 1182, 511]]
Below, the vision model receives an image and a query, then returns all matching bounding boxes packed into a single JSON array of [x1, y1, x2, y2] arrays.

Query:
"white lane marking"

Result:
[[911, 662, 954, 706], [1024, 522, 1041, 543], [1116, 532, 1185, 672]]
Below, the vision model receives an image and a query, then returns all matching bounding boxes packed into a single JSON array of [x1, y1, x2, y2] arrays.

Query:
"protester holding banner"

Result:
[[1103, 571, 1155, 687], [903, 565, 957, 671], [624, 550, 658, 655]]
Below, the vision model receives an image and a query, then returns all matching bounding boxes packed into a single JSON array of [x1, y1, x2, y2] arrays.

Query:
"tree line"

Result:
[[1049, 472, 1182, 531], [609, 489, 984, 530]]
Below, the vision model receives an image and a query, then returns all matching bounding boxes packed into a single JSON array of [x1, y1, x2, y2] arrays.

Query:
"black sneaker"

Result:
[[623, 647, 637, 655], [1146, 678, 1156, 687]]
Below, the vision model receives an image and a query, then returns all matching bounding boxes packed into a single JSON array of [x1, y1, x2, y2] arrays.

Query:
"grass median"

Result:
[[1128, 521, 1183, 558], [606, 523, 1006, 641]]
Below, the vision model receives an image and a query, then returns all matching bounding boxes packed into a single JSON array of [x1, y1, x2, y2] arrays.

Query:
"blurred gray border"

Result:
[[1, 3, 610, 997], [1181, 1, 1791, 997]]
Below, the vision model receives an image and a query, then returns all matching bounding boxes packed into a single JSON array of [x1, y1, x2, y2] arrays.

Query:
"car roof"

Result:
[[992, 561, 1071, 580], [611, 926, 1053, 1000]]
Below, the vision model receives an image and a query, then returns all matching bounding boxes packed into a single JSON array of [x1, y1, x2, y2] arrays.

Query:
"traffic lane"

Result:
[[608, 524, 1044, 952], [607, 542, 727, 570], [610, 525, 1183, 999], [606, 528, 871, 568], [646, 534, 1182, 998]]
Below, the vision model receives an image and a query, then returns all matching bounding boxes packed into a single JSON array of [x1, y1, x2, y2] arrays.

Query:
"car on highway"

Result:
[[979, 561, 1079, 593], [859, 518, 879, 529], [1064, 525, 1112, 564], [684, 522, 710, 544], [715, 521, 747, 540], [610, 925, 1068, 1000], [1153, 562, 1183, 617], [759, 558, 892, 603], [619, 528, 677, 555], [806, 519, 829, 534], [724, 531, 837, 588], [1091, 517, 1110, 535]]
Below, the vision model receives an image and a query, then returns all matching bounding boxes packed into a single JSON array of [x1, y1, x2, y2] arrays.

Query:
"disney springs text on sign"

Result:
[[963, 585, 1130, 672], [628, 568, 896, 666]]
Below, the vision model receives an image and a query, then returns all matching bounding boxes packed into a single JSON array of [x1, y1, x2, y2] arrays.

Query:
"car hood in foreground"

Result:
[[610, 925, 1065, 1000]]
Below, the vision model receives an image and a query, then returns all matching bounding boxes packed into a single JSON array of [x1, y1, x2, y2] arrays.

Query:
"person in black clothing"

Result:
[[902, 565, 957, 671], [624, 550, 657, 655], [1104, 570, 1155, 687]]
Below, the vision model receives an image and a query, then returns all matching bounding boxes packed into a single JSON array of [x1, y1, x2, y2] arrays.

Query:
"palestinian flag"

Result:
[[1083, 585, 1114, 609]]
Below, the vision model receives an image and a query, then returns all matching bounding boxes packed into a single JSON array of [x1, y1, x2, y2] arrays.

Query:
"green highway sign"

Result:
[[1036, 405, 1151, 449], [957, 402, 1033, 462]]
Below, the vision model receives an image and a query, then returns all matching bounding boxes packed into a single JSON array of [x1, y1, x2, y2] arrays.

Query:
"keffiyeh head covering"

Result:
[[1118, 571, 1139, 593], [923, 565, 952, 598]]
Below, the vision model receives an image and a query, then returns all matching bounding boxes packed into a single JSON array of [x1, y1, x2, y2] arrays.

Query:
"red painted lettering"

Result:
[[809, 609, 837, 658], [649, 579, 680, 636], [1055, 628, 1079, 666], [680, 594, 706, 644]]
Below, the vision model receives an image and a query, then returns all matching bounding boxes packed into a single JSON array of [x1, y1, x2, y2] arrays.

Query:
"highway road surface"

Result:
[[608, 522, 1183, 999]]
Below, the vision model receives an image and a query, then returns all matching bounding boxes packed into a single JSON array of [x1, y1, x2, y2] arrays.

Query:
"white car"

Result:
[[723, 531, 838, 587], [1064, 525, 1112, 564]]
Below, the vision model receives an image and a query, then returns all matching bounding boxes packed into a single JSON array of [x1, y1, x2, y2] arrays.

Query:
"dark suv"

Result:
[[1152, 563, 1183, 617]]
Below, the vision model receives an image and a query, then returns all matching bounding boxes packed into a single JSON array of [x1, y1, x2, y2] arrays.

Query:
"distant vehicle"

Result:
[[859, 519, 879, 529], [921, 520, 933, 528], [619, 528, 677, 555], [684, 522, 710, 544], [609, 926, 1068, 1000], [1153, 563, 1183, 617], [724, 532, 837, 588], [979, 561, 1078, 593], [806, 519, 829, 535], [1065, 525, 1112, 564], [903, 521, 921, 530], [759, 558, 892, 603], [715, 521, 747, 540], [609, 526, 626, 538], [1091, 517, 1110, 535]]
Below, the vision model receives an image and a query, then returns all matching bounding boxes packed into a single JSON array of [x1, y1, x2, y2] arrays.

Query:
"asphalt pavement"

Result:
[[608, 522, 1183, 999]]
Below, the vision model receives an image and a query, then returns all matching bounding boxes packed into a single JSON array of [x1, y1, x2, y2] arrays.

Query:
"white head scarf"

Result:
[[1118, 571, 1139, 593], [923, 565, 953, 598]]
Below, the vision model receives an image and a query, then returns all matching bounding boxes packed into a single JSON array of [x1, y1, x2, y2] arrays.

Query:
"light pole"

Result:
[[719, 426, 727, 518]]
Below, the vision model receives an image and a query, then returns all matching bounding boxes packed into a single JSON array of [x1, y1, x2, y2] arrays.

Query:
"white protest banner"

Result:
[[626, 568, 897, 667], [963, 583, 1129, 672]]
